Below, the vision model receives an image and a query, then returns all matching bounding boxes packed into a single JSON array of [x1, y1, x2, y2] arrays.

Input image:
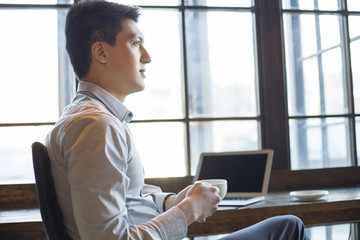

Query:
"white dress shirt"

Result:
[[45, 81, 188, 239]]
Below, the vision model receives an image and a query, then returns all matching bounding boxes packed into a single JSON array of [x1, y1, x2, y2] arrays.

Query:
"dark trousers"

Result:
[[219, 215, 310, 240]]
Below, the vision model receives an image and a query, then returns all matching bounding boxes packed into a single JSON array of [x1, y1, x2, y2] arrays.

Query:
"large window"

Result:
[[0, 0, 260, 182], [0, 1, 74, 184], [127, 1, 259, 178], [0, 0, 359, 182], [282, 0, 360, 170], [0, 0, 358, 239]]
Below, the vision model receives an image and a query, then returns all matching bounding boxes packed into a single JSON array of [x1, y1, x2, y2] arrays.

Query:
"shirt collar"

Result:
[[75, 81, 134, 123]]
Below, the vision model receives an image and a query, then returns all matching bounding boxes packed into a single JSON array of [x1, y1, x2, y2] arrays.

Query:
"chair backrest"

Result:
[[31, 142, 71, 240]]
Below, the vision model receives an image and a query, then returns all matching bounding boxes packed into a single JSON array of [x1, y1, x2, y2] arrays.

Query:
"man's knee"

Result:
[[274, 215, 308, 240], [273, 215, 304, 229], [219, 215, 308, 240], [278, 215, 303, 225]]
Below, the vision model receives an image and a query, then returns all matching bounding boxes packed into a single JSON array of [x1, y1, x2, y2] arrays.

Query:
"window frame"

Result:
[[0, 0, 359, 185], [279, 0, 360, 169], [135, 2, 260, 177]]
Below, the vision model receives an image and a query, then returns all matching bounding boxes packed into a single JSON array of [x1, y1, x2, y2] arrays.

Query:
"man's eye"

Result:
[[134, 41, 140, 47]]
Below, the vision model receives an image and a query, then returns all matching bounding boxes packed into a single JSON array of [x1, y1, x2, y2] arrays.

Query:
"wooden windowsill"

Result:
[[189, 186, 360, 235], [1, 187, 359, 238], [1, 167, 359, 210]]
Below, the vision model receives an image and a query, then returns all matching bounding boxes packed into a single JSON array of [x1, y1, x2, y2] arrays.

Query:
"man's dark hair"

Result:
[[65, 0, 141, 79]]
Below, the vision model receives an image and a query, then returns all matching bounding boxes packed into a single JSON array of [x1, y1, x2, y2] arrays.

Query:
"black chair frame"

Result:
[[32, 141, 71, 240]]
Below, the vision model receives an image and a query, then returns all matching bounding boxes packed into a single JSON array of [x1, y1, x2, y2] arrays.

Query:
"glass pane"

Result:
[[0, 0, 72, 3], [0, 9, 70, 123], [184, 0, 252, 7], [289, 118, 351, 170], [189, 120, 259, 174], [321, 49, 346, 113], [0, 125, 53, 184], [348, 0, 360, 11], [282, 0, 340, 10], [284, 13, 347, 116], [349, 16, 360, 113], [110, 0, 180, 6], [185, 10, 258, 118], [319, 15, 341, 49], [193, 234, 228, 239], [305, 223, 352, 240], [349, 16, 360, 40], [129, 122, 186, 178], [125, 9, 184, 120]]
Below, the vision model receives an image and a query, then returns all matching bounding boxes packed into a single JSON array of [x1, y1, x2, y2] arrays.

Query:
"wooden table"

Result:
[[188, 187, 360, 236], [1, 187, 359, 238]]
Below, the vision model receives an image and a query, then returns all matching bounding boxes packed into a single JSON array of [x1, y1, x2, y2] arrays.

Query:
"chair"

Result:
[[31, 142, 71, 240]]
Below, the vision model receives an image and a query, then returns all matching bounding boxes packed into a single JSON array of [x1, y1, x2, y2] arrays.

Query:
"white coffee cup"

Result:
[[197, 179, 228, 199]]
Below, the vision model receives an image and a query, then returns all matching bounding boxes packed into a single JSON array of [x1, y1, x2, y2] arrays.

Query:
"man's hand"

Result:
[[176, 182, 221, 225], [164, 185, 192, 211]]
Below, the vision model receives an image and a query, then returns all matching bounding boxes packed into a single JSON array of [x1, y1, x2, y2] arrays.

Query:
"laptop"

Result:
[[194, 149, 273, 207]]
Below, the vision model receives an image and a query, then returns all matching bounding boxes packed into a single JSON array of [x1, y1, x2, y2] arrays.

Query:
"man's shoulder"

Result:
[[59, 100, 120, 130], [46, 100, 128, 155], [64, 100, 108, 115]]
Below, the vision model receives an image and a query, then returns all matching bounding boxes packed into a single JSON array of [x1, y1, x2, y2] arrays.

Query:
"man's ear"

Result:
[[91, 42, 108, 64]]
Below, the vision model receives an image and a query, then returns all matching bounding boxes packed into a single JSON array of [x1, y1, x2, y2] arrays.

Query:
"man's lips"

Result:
[[140, 69, 146, 78]]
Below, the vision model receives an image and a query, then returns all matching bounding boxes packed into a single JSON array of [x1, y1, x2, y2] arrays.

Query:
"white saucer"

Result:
[[290, 190, 329, 201]]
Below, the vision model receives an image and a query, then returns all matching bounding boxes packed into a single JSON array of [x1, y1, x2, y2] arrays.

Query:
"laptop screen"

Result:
[[195, 150, 273, 197]]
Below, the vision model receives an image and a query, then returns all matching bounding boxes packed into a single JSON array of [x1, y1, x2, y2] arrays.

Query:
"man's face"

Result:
[[104, 19, 151, 101]]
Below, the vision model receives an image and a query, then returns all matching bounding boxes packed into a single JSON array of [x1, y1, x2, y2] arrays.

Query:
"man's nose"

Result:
[[140, 47, 151, 64]]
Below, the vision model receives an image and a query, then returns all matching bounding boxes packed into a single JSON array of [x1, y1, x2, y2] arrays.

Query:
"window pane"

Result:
[[282, 0, 340, 10], [347, 0, 360, 11], [289, 118, 351, 170], [125, 9, 184, 120], [185, 10, 258, 118], [284, 14, 347, 116], [0, 125, 53, 184], [0, 9, 68, 123], [349, 16, 360, 39], [129, 122, 186, 178], [305, 223, 353, 240], [110, 0, 180, 6], [184, 0, 252, 7], [189, 120, 259, 174], [321, 49, 346, 113], [193, 234, 228, 239], [319, 15, 341, 49], [349, 16, 360, 113]]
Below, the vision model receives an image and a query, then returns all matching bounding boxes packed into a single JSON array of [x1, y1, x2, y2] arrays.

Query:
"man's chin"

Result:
[[130, 85, 145, 95]]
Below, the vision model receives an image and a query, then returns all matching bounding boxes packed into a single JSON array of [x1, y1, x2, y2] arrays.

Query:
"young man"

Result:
[[46, 1, 310, 239]]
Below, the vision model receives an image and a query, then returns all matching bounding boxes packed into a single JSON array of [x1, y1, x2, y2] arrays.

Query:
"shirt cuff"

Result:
[[153, 206, 188, 240], [153, 192, 175, 213]]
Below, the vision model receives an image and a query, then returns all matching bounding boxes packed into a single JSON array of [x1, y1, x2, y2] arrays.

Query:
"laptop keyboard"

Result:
[[225, 197, 252, 201]]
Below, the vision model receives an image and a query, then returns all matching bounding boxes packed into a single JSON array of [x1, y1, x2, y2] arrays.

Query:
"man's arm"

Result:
[[164, 183, 221, 224], [61, 113, 189, 239]]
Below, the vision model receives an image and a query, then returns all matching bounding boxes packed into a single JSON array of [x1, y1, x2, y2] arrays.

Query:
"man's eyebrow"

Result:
[[130, 33, 144, 42]]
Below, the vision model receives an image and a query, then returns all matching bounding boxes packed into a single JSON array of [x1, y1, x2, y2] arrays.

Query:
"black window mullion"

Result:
[[340, 1, 358, 166], [180, 0, 192, 176], [256, 0, 290, 170]]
